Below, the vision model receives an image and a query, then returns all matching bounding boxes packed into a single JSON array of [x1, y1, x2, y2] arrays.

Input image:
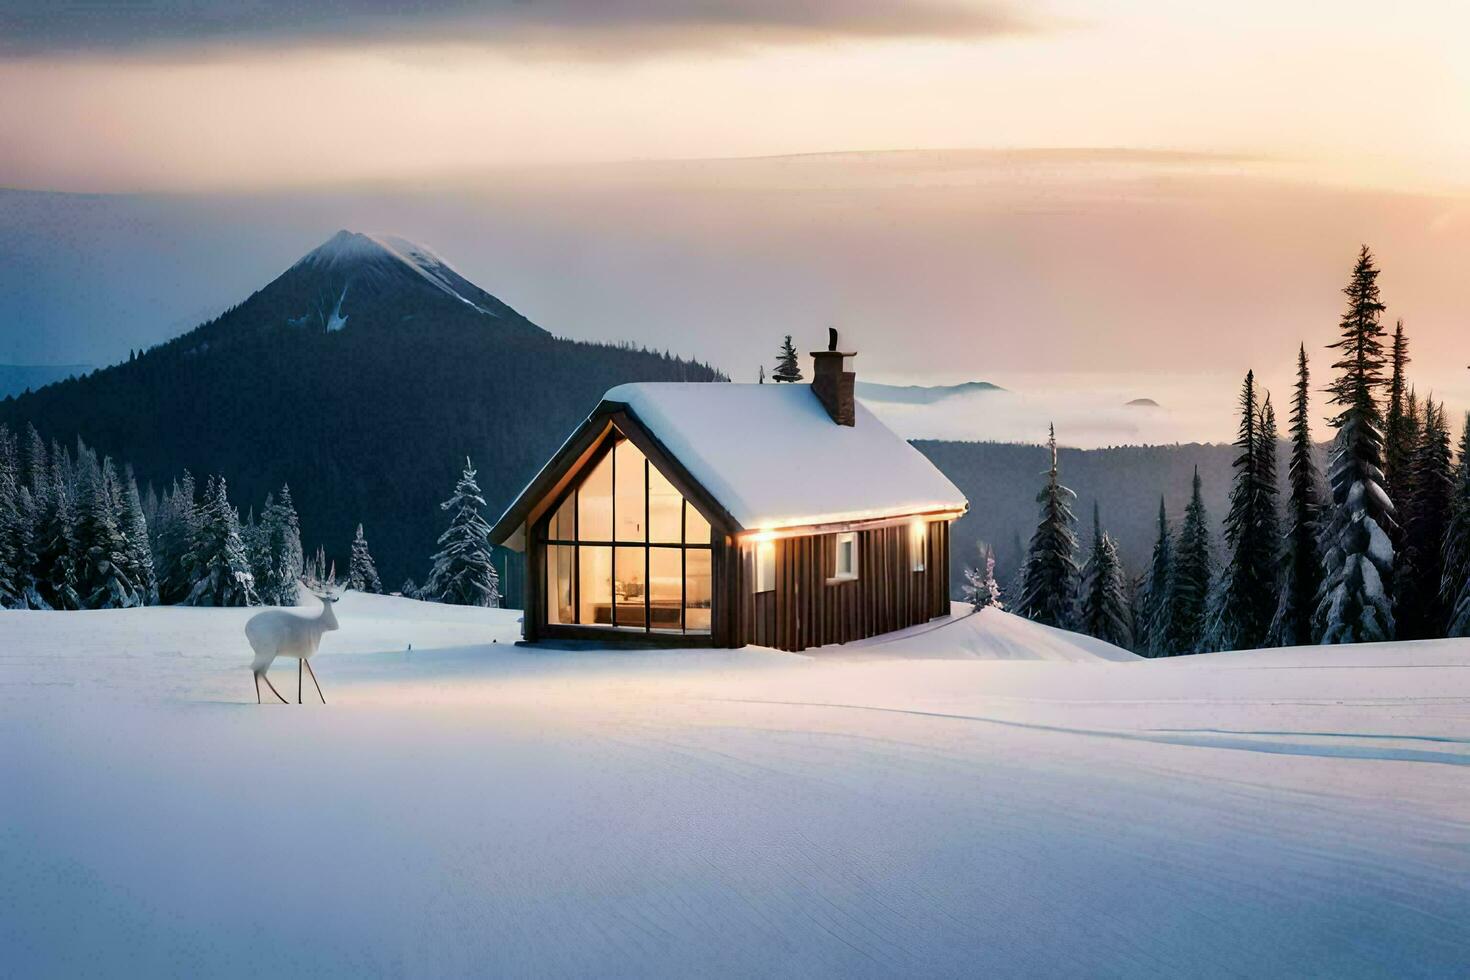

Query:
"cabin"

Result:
[[488, 342, 968, 651]]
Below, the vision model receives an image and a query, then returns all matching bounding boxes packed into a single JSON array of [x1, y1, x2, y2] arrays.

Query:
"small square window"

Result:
[[834, 532, 858, 580], [755, 540, 775, 593], [911, 521, 927, 572]]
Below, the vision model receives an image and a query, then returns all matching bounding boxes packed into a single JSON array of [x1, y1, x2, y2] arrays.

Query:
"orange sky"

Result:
[[2, 1, 1469, 195], [1, 1, 1466, 431]]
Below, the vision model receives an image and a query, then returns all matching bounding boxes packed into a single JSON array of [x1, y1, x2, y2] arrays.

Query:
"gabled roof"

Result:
[[489, 382, 967, 549]]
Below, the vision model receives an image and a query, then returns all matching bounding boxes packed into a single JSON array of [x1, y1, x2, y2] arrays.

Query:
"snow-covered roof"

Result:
[[605, 382, 967, 530]]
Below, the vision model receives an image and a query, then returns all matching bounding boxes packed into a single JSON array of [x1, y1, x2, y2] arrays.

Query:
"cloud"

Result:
[[0, 1, 1038, 59]]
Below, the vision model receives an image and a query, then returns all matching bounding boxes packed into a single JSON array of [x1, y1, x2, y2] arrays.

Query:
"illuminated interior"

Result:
[[543, 430, 713, 634]]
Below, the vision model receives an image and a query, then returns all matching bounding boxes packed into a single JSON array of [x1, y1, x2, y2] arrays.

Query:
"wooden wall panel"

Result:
[[730, 517, 954, 652]]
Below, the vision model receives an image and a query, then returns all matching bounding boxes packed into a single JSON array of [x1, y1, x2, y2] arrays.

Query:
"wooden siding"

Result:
[[733, 519, 951, 652]]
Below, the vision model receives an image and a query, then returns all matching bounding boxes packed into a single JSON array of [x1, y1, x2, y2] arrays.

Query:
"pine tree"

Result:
[[35, 446, 79, 610], [155, 473, 199, 604], [424, 458, 501, 607], [1078, 502, 1134, 648], [250, 486, 305, 605], [0, 426, 19, 608], [961, 541, 1003, 611], [117, 469, 158, 606], [1441, 413, 1470, 637], [1383, 319, 1414, 502], [1205, 372, 1280, 651], [772, 335, 803, 383], [348, 523, 383, 594], [1314, 245, 1397, 644], [1166, 467, 1214, 655], [1136, 497, 1174, 657], [1396, 400, 1454, 638], [1015, 426, 1080, 628], [69, 449, 138, 609], [184, 475, 256, 607], [1268, 344, 1324, 647]]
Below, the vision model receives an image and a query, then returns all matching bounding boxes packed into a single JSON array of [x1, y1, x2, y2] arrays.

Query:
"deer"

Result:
[[245, 573, 341, 704]]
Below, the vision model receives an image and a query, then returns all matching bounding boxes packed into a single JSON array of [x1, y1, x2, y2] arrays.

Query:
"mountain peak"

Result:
[[296, 229, 440, 271], [289, 230, 538, 327]]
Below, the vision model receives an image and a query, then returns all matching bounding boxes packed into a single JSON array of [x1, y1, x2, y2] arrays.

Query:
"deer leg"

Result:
[[298, 659, 303, 704], [259, 670, 289, 704], [305, 659, 326, 704], [254, 671, 262, 705]]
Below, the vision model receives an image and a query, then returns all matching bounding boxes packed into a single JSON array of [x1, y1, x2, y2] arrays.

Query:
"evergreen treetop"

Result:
[[772, 335, 803, 383], [1314, 245, 1397, 644], [1015, 425, 1080, 629], [1268, 344, 1324, 647], [424, 458, 501, 607]]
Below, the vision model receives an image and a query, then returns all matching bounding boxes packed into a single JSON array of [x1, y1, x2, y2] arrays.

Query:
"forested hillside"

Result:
[[0, 232, 723, 586], [917, 439, 1299, 588]]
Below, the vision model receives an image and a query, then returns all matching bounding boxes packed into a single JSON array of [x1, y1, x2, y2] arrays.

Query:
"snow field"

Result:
[[2, 594, 1467, 977]]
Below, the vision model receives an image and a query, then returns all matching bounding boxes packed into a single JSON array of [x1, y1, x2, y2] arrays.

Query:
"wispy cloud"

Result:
[[0, 1, 1040, 59]]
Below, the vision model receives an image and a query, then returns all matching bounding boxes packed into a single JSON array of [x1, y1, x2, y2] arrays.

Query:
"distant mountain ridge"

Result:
[[855, 380, 1004, 405], [0, 364, 91, 399], [1, 230, 723, 586]]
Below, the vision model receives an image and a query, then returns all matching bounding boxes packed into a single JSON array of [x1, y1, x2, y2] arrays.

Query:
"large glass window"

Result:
[[547, 544, 574, 625], [543, 430, 714, 635], [685, 549, 712, 632], [578, 452, 613, 542]]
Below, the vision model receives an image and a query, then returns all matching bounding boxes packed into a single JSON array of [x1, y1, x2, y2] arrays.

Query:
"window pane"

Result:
[[547, 544, 574, 625], [685, 549, 712, 633], [685, 502, 711, 546], [836, 532, 857, 578], [578, 545, 613, 626], [755, 540, 775, 593], [614, 439, 646, 542], [648, 465, 682, 544], [614, 545, 646, 629], [578, 450, 613, 542], [549, 493, 575, 541], [649, 547, 682, 632], [911, 521, 927, 572]]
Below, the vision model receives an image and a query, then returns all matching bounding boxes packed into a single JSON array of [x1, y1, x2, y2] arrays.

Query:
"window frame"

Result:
[[540, 431, 714, 636], [910, 521, 927, 572], [831, 531, 859, 582], [754, 539, 776, 593]]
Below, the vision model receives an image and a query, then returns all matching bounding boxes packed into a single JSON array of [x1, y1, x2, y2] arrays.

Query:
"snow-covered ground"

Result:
[[2, 595, 1467, 977]]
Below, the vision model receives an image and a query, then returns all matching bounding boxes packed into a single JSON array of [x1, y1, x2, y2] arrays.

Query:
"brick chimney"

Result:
[[810, 328, 856, 426]]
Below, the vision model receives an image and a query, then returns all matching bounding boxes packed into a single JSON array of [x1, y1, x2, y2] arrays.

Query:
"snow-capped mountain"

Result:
[[261, 229, 549, 340], [0, 232, 721, 584]]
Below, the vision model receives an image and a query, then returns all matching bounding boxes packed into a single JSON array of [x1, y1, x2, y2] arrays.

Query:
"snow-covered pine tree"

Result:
[[1396, 400, 1453, 638], [423, 458, 500, 607], [1078, 502, 1134, 649], [1441, 413, 1470, 637], [35, 446, 79, 610], [348, 523, 383, 594], [1268, 344, 1325, 647], [961, 541, 1003, 611], [0, 426, 19, 608], [1383, 319, 1414, 503], [70, 449, 138, 609], [1165, 467, 1214, 655], [184, 475, 256, 607], [1313, 245, 1398, 644], [118, 468, 158, 606], [1136, 497, 1174, 657], [250, 486, 305, 605], [1204, 372, 1280, 652], [772, 335, 803, 383], [154, 473, 199, 604], [1015, 425, 1080, 629]]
